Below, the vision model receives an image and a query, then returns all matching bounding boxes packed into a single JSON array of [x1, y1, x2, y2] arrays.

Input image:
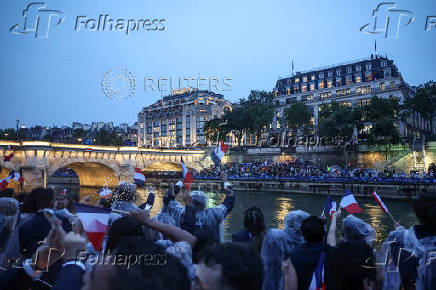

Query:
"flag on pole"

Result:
[[324, 195, 337, 218], [211, 141, 229, 166], [133, 168, 146, 187], [181, 157, 193, 190], [9, 170, 24, 183], [3, 153, 14, 162], [0, 177, 10, 191], [309, 252, 326, 290], [371, 191, 389, 213], [74, 203, 111, 252], [60, 188, 67, 195], [374, 39, 377, 54], [7, 145, 14, 151], [292, 60, 294, 76], [340, 190, 362, 214], [98, 187, 112, 199]]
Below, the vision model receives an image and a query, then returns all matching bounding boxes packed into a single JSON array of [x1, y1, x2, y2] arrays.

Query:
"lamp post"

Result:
[[16, 119, 20, 141]]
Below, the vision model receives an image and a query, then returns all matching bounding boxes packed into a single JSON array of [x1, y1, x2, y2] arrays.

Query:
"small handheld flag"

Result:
[[211, 141, 229, 166], [181, 157, 193, 190], [98, 187, 112, 199], [372, 191, 396, 224], [3, 153, 14, 162], [133, 168, 146, 187], [74, 203, 111, 252], [340, 190, 362, 214], [324, 195, 337, 219]]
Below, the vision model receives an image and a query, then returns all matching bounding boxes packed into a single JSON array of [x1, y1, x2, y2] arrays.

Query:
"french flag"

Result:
[[324, 195, 337, 218], [309, 252, 326, 290], [60, 188, 67, 195], [3, 153, 14, 162], [181, 157, 193, 190], [133, 168, 145, 187], [211, 141, 229, 166], [98, 187, 112, 199], [9, 170, 24, 183], [0, 177, 10, 191], [340, 190, 362, 214], [74, 203, 111, 252], [371, 191, 389, 213]]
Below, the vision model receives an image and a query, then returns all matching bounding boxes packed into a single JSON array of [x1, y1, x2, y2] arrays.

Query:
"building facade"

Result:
[[137, 89, 231, 148], [273, 56, 428, 137]]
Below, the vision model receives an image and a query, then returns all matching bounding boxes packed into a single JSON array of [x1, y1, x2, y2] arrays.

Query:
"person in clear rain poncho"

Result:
[[342, 214, 376, 245], [379, 193, 436, 290], [260, 209, 310, 290], [111, 182, 140, 214], [163, 177, 235, 244]]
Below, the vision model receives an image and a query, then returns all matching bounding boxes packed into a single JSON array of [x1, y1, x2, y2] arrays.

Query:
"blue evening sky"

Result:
[[1, 0, 435, 128]]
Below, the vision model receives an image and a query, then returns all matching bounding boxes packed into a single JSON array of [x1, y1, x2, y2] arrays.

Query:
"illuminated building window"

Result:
[[301, 84, 307, 92], [327, 79, 333, 88], [390, 81, 396, 88], [336, 77, 342, 86], [287, 88, 291, 94], [355, 74, 361, 83], [379, 82, 385, 90], [301, 94, 314, 101], [319, 92, 331, 99], [341, 101, 351, 107], [294, 85, 299, 93], [356, 86, 371, 95], [295, 77, 300, 83], [365, 71, 372, 81], [346, 76, 352, 85], [310, 83, 315, 91], [311, 74, 316, 81], [302, 76, 307, 82], [318, 80, 324, 89], [358, 99, 371, 106], [337, 88, 351, 97]]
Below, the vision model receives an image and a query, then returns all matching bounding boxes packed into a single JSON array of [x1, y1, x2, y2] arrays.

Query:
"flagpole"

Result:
[[386, 211, 397, 225]]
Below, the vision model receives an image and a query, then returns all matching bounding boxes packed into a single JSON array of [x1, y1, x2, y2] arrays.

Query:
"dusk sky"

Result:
[[1, 0, 435, 129]]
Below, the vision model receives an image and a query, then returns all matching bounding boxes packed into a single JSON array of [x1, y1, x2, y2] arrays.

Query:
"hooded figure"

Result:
[[342, 214, 376, 245], [261, 210, 310, 290], [111, 182, 140, 214], [164, 186, 235, 244]]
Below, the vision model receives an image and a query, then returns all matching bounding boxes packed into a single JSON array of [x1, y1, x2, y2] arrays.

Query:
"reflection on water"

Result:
[[49, 184, 418, 246]]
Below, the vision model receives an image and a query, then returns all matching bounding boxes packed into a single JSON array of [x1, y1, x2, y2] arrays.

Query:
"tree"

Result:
[[0, 129, 18, 140], [282, 101, 312, 134], [365, 96, 401, 161], [404, 81, 436, 137], [241, 90, 276, 138], [204, 117, 231, 143]]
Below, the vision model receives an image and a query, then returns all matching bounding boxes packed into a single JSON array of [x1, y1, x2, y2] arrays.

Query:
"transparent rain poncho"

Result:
[[111, 182, 140, 214], [342, 214, 376, 245], [261, 210, 310, 290], [166, 191, 227, 243], [380, 226, 436, 290]]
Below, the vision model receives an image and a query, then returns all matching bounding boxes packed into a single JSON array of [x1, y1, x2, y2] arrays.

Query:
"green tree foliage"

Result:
[[0, 129, 18, 140], [317, 101, 364, 137], [96, 129, 123, 146], [204, 118, 231, 143], [282, 101, 312, 134]]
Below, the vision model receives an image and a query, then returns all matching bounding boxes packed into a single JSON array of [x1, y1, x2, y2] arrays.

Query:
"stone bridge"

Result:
[[0, 141, 206, 192]]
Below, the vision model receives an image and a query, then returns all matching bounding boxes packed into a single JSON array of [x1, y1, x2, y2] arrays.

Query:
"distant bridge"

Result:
[[0, 141, 206, 191]]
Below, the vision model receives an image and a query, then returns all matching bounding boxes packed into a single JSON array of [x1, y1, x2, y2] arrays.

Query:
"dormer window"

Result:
[[383, 67, 391, 78], [302, 76, 307, 82], [381, 60, 387, 67], [346, 66, 352, 74], [356, 65, 362, 72], [366, 63, 372, 70], [311, 75, 316, 81], [319, 72, 324, 79], [295, 77, 300, 83], [328, 71, 333, 78], [336, 69, 341, 76]]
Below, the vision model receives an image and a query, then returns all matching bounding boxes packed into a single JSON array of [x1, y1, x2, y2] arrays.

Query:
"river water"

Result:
[[50, 184, 418, 246]]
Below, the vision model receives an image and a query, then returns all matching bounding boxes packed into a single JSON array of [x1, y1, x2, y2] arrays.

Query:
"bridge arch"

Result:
[[48, 162, 119, 188]]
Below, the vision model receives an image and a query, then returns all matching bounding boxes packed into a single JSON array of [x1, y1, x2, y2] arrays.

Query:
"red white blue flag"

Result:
[[133, 168, 146, 187], [74, 203, 111, 252], [324, 195, 337, 218], [211, 141, 229, 166], [371, 191, 389, 213], [98, 187, 112, 199], [309, 252, 326, 290], [340, 190, 362, 214], [3, 153, 14, 162], [0, 170, 24, 190], [181, 157, 193, 190]]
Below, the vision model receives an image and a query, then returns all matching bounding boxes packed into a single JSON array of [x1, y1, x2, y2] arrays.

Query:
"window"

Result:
[[365, 71, 372, 81], [379, 82, 385, 90], [346, 66, 352, 74], [381, 60, 387, 67], [341, 101, 351, 107], [327, 79, 333, 88], [301, 94, 314, 101], [358, 99, 371, 106], [318, 80, 324, 89], [286, 97, 297, 104], [336, 69, 341, 76], [356, 65, 362, 72], [356, 86, 371, 95], [319, 92, 331, 99], [293, 85, 299, 93], [383, 68, 391, 78], [302, 76, 307, 82], [346, 75, 352, 85], [295, 77, 300, 83], [319, 72, 324, 79], [366, 62, 372, 70], [301, 84, 307, 92], [390, 81, 396, 88], [310, 82, 315, 91], [311, 74, 315, 81], [355, 73, 361, 83], [287, 79, 291, 84], [336, 77, 342, 86], [328, 71, 333, 78], [287, 88, 291, 94], [154, 121, 160, 127], [153, 132, 159, 138], [337, 88, 351, 97]]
